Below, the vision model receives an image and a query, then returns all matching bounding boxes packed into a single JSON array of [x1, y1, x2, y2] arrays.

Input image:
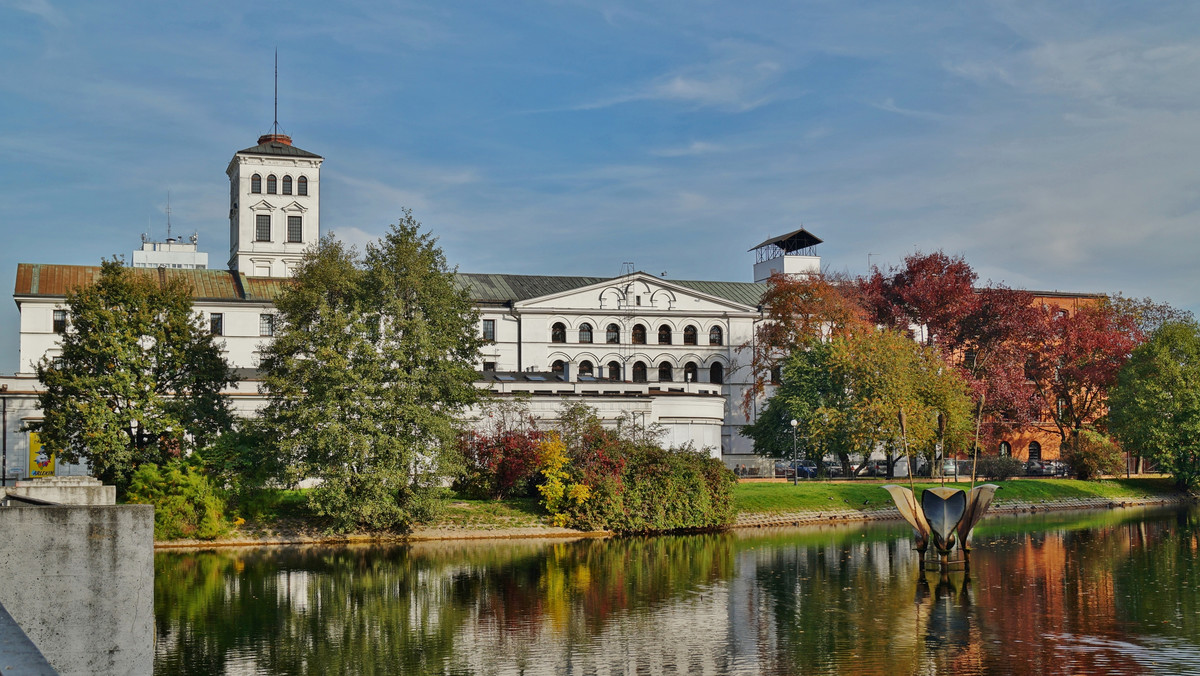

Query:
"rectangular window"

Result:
[[260, 314, 275, 337], [482, 319, 495, 341], [210, 313, 224, 336], [287, 216, 302, 243], [52, 309, 67, 334], [483, 361, 496, 372], [256, 214, 271, 241]]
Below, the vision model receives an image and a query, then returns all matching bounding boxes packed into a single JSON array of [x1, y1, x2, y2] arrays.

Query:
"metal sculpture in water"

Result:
[[884, 408, 999, 568]]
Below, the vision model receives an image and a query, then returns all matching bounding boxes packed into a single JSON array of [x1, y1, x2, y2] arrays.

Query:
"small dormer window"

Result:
[[282, 176, 292, 195], [251, 174, 262, 193], [267, 175, 277, 194], [298, 176, 308, 196]]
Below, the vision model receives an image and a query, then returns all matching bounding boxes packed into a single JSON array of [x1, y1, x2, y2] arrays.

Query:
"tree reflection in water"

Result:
[[155, 507, 1200, 675]]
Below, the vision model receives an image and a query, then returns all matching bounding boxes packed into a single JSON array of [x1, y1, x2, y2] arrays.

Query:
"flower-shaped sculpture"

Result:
[[882, 484, 999, 565]]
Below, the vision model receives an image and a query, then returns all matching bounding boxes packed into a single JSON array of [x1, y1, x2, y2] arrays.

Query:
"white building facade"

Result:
[[2, 133, 821, 481]]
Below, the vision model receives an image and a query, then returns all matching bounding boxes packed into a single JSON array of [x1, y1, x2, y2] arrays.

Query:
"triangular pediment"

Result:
[[281, 201, 308, 213], [514, 272, 757, 313], [249, 199, 276, 211]]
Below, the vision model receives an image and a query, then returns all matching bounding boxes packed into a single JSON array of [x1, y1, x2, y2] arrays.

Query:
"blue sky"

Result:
[[3, 1, 1200, 373]]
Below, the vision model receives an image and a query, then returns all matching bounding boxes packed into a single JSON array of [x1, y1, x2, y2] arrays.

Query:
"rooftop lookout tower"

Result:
[[750, 227, 822, 283]]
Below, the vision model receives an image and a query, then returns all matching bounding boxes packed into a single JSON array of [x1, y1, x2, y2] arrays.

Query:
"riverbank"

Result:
[[155, 477, 1195, 548]]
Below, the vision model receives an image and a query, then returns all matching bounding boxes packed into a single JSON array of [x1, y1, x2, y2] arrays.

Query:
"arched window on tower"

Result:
[[251, 174, 262, 194], [710, 362, 724, 384], [632, 324, 647, 345], [607, 361, 621, 380], [579, 323, 593, 343], [606, 323, 620, 343], [267, 175, 277, 194], [658, 325, 672, 344], [551, 322, 566, 343], [297, 176, 308, 196], [684, 362, 698, 383], [658, 361, 673, 382], [632, 361, 647, 382], [709, 326, 724, 346], [684, 325, 698, 345], [282, 175, 293, 195]]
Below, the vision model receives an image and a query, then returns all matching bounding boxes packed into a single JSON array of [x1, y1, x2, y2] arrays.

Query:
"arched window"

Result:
[[658, 324, 672, 344], [999, 441, 1012, 457], [579, 323, 593, 343], [684, 325, 698, 345], [579, 360, 594, 376], [658, 361, 673, 382], [551, 322, 566, 343], [251, 174, 262, 193], [606, 323, 620, 343], [607, 361, 621, 381], [297, 176, 308, 196], [551, 360, 565, 374], [632, 361, 647, 382], [267, 174, 277, 194], [1028, 441, 1042, 461], [684, 362, 698, 383], [282, 175, 293, 195], [709, 326, 723, 346], [710, 362, 724, 384], [632, 324, 647, 345]]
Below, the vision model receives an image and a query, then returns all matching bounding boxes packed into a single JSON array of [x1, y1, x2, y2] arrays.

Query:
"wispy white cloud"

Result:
[[650, 141, 725, 157], [4, 0, 66, 28]]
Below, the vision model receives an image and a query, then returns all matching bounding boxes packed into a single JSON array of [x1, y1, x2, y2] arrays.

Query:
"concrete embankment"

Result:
[[156, 494, 1194, 548], [733, 494, 1192, 529]]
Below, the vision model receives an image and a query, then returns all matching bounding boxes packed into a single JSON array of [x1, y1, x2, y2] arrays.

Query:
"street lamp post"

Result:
[[790, 419, 799, 486]]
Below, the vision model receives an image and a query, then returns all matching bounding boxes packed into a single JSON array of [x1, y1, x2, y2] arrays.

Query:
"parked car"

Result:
[[775, 460, 820, 479]]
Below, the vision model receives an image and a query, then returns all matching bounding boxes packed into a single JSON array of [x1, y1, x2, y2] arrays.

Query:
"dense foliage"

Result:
[[742, 328, 973, 477], [537, 403, 736, 533], [32, 260, 233, 493], [1109, 321, 1200, 489], [456, 398, 544, 500], [1060, 429, 1124, 480], [126, 461, 229, 540], [259, 211, 483, 532]]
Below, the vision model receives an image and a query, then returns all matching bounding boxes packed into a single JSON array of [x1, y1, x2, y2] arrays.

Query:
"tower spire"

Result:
[[257, 50, 292, 146]]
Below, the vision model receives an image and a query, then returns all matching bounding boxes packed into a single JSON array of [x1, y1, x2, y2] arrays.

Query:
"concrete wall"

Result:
[[5, 477, 116, 505], [0, 504, 154, 676]]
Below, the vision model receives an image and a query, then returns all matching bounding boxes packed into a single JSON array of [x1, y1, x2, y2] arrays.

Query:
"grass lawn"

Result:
[[733, 477, 1183, 514], [435, 496, 546, 528]]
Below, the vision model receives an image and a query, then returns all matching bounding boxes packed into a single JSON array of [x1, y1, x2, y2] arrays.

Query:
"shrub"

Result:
[[975, 455, 1024, 481], [1062, 429, 1124, 480], [126, 461, 229, 540], [455, 429, 544, 500]]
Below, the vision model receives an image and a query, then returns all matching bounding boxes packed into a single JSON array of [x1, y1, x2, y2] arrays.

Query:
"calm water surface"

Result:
[[154, 506, 1200, 675]]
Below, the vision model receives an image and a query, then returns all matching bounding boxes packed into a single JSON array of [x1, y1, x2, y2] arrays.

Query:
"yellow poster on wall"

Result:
[[28, 432, 55, 477]]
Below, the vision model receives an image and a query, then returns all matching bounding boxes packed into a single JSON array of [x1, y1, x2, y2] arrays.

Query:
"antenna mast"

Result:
[[273, 49, 279, 135], [166, 190, 172, 240]]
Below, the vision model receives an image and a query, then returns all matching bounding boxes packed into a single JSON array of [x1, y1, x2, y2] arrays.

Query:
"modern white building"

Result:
[[2, 132, 821, 481], [131, 234, 209, 270]]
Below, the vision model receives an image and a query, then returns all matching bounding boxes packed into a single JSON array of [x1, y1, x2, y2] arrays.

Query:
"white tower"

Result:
[[226, 132, 322, 277], [750, 228, 822, 282]]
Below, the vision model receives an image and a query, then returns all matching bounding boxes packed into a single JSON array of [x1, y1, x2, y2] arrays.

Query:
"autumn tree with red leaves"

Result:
[[742, 271, 870, 414], [1026, 303, 1145, 443]]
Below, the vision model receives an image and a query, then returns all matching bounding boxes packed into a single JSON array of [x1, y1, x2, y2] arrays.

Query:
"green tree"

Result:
[[32, 260, 233, 491], [260, 211, 483, 532], [743, 328, 972, 477], [1109, 321, 1200, 489]]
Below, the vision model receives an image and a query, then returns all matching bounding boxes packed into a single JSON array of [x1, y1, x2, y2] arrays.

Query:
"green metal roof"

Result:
[[455, 273, 766, 308]]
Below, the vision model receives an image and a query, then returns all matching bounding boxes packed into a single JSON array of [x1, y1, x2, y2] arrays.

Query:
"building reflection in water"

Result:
[[154, 506, 1200, 675]]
